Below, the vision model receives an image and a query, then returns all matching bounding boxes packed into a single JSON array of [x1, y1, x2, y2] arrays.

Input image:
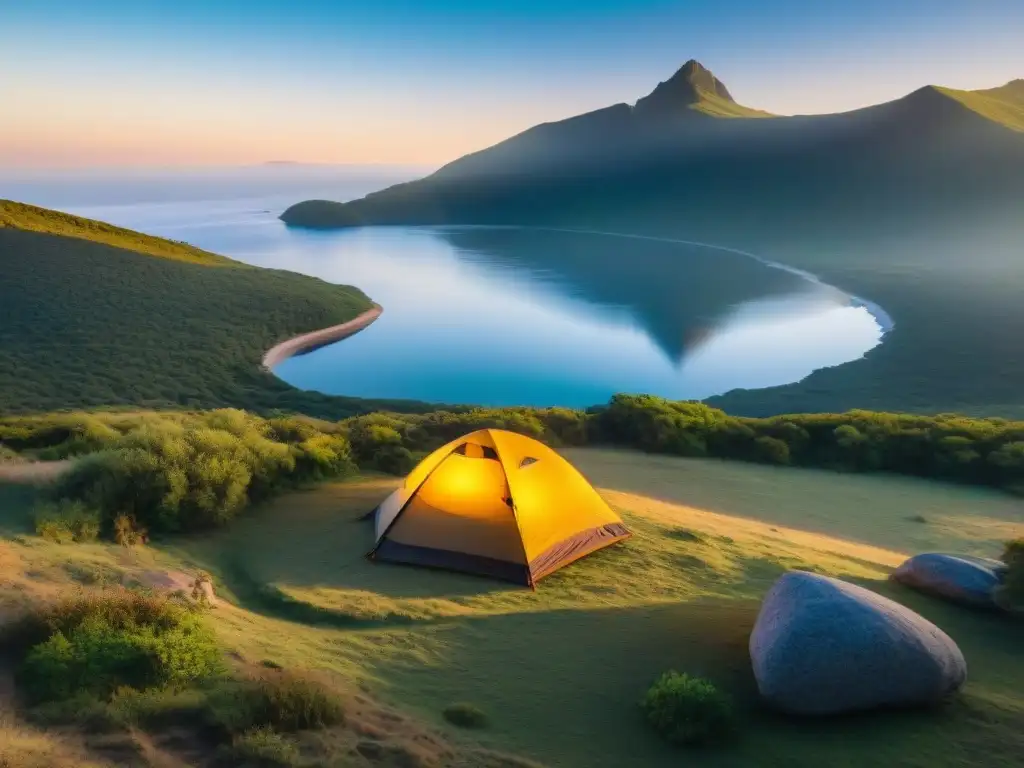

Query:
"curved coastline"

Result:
[[262, 304, 383, 371]]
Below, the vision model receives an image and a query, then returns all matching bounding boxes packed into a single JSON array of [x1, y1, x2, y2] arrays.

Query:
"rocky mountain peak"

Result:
[[632, 59, 735, 120]]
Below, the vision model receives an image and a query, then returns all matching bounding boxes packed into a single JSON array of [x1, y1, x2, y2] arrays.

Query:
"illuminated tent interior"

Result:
[[368, 429, 631, 586]]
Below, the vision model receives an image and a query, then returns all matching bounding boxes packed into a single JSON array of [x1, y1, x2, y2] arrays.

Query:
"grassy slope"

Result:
[[0, 200, 232, 266], [939, 80, 1024, 132], [4, 450, 1022, 767], [690, 90, 774, 118], [0, 202, 429, 418]]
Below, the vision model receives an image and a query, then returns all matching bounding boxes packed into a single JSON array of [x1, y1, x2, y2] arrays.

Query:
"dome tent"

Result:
[[368, 429, 631, 587]]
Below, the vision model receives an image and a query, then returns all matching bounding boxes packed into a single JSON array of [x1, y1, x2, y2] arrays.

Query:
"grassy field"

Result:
[[2, 449, 1022, 767]]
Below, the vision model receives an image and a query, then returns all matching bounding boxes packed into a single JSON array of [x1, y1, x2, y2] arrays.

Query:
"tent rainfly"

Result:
[[367, 429, 631, 586]]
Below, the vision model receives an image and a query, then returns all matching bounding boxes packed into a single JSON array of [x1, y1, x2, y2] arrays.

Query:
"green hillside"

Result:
[[938, 81, 1024, 132], [689, 90, 774, 118], [0, 202, 415, 418], [0, 200, 232, 266]]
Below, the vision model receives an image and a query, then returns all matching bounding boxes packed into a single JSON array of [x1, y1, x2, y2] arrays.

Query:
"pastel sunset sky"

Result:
[[3, 0, 1022, 168]]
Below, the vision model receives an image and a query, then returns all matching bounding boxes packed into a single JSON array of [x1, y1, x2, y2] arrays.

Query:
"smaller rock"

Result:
[[892, 553, 1006, 608]]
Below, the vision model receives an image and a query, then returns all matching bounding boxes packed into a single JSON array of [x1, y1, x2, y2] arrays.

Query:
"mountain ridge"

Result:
[[280, 63, 1024, 230], [632, 59, 773, 119]]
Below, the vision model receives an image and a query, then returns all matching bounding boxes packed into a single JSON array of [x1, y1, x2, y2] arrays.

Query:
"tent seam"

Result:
[[487, 429, 535, 586]]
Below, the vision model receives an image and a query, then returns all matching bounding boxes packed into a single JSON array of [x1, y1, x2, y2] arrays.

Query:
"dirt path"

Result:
[[0, 460, 73, 484], [262, 304, 382, 369]]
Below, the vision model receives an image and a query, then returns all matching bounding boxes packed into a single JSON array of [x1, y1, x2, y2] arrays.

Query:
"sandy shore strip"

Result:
[[261, 304, 383, 370]]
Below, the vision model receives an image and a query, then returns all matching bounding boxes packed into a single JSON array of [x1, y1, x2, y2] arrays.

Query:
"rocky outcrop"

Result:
[[750, 571, 966, 715], [892, 553, 1007, 608]]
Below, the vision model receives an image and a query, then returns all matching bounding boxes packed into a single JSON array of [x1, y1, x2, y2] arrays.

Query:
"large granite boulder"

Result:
[[892, 553, 1007, 608], [750, 571, 966, 715]]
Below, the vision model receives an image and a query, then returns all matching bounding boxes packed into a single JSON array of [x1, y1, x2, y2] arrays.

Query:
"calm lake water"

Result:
[[1, 167, 885, 408]]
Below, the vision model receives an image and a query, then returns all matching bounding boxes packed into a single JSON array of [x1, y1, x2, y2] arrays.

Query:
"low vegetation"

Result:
[[640, 671, 737, 747], [2, 398, 1022, 546], [343, 396, 1024, 494], [0, 589, 352, 767], [7, 591, 220, 704], [223, 726, 300, 767], [207, 674, 345, 734], [998, 539, 1024, 610], [3, 410, 357, 540]]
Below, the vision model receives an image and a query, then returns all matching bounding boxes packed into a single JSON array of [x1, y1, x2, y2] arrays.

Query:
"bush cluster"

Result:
[[33, 500, 101, 543], [4, 398, 1023, 545], [7, 410, 356, 538], [207, 674, 345, 734], [640, 671, 736, 746], [340, 396, 1024, 493], [342, 406, 589, 473], [999, 539, 1024, 610], [224, 726, 300, 767], [592, 395, 1024, 493], [9, 591, 221, 705]]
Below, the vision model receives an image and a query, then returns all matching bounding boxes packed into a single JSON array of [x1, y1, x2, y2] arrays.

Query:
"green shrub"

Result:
[[640, 671, 736, 747], [106, 685, 208, 728], [224, 727, 300, 767], [11, 591, 221, 704], [42, 411, 354, 537], [999, 538, 1024, 610], [0, 444, 20, 463], [27, 691, 122, 732], [208, 674, 344, 734], [33, 500, 101, 543], [442, 702, 488, 729], [754, 436, 790, 465]]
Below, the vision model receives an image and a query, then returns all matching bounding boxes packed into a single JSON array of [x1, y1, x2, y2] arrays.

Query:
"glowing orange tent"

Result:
[[368, 429, 630, 586]]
